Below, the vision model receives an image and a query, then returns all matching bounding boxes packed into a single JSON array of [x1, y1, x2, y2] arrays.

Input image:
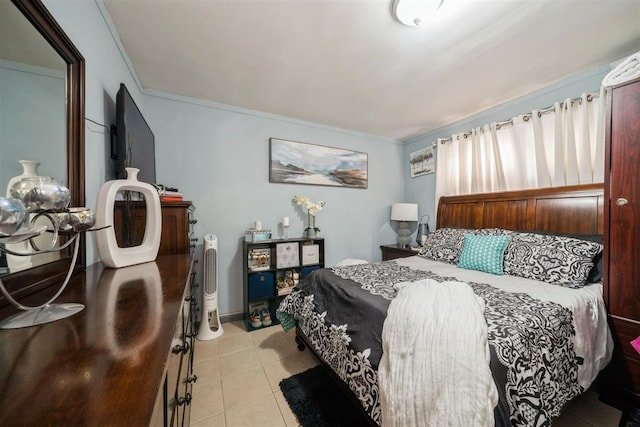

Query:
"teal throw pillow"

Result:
[[457, 234, 511, 275]]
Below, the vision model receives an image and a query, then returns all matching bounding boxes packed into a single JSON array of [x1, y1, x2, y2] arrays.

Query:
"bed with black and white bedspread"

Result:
[[277, 229, 612, 426]]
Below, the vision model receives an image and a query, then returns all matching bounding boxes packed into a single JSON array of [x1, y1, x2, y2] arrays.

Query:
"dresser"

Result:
[[114, 200, 196, 254], [602, 76, 640, 415], [0, 254, 197, 426]]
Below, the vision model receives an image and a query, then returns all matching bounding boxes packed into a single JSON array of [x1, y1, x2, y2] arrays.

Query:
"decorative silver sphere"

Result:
[[57, 208, 95, 232], [10, 176, 71, 211], [0, 197, 27, 235]]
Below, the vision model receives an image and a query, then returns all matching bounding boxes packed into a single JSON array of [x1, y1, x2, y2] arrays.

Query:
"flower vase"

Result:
[[95, 167, 161, 268], [6, 160, 40, 197], [306, 213, 317, 239]]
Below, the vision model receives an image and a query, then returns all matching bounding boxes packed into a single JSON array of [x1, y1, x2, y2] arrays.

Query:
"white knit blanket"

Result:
[[378, 279, 498, 427]]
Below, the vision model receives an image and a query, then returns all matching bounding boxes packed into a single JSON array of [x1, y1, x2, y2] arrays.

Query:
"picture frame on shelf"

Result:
[[248, 248, 271, 271]]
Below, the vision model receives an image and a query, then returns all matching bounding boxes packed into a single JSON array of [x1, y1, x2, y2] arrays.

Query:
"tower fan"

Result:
[[198, 234, 224, 340]]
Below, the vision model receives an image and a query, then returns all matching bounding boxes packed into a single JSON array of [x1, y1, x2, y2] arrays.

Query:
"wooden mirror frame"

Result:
[[2, 0, 85, 306]]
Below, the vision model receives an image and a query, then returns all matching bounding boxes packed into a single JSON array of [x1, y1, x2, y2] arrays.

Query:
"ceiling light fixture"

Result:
[[392, 0, 444, 26]]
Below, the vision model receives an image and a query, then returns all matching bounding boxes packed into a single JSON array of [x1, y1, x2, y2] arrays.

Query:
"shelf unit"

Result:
[[242, 237, 325, 331]]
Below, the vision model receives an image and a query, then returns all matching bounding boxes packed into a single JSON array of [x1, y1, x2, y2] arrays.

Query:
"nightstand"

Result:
[[380, 244, 421, 261]]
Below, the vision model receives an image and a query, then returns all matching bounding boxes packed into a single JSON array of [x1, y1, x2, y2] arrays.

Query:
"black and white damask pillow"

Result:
[[502, 232, 603, 288], [418, 227, 512, 264], [417, 227, 468, 264]]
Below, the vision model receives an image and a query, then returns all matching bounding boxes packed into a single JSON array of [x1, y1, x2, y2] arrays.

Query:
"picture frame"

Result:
[[409, 145, 435, 177], [269, 138, 368, 189]]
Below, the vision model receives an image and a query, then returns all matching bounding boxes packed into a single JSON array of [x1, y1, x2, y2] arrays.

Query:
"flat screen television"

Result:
[[112, 83, 156, 184]]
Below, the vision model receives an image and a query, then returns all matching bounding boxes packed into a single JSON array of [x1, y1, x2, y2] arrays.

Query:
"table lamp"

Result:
[[391, 203, 418, 247]]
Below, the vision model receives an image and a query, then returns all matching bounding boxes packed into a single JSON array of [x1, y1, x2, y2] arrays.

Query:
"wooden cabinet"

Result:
[[0, 254, 196, 426], [114, 200, 195, 254], [380, 244, 420, 261], [158, 201, 196, 255], [242, 238, 324, 330], [164, 262, 198, 426], [602, 76, 640, 412]]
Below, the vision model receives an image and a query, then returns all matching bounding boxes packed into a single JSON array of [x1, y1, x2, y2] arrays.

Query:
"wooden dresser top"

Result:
[[0, 254, 192, 426]]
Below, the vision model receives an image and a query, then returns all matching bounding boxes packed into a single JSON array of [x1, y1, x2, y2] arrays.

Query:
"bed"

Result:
[[277, 183, 613, 426]]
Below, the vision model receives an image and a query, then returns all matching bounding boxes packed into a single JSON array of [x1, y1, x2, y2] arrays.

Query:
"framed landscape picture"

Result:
[[269, 138, 368, 189], [409, 146, 435, 177]]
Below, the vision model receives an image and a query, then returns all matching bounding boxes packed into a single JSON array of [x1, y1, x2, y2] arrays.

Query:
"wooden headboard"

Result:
[[436, 184, 604, 235]]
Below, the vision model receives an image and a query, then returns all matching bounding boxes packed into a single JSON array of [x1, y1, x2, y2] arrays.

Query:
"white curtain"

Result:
[[435, 91, 606, 205]]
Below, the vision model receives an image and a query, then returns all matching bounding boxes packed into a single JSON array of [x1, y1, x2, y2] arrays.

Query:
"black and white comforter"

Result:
[[277, 257, 612, 426]]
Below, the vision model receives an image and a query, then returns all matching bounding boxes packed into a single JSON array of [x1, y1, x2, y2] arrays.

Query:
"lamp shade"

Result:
[[391, 203, 418, 222]]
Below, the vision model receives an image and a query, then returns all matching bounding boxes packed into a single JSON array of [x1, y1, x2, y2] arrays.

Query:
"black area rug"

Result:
[[279, 365, 373, 427]]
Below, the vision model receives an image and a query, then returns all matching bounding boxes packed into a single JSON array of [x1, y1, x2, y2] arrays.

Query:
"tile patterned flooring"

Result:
[[190, 320, 622, 427]]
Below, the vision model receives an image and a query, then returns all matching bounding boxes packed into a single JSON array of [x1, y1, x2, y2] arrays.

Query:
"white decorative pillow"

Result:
[[502, 232, 603, 288]]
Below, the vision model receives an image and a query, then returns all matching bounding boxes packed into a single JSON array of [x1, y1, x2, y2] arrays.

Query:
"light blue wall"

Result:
[[36, 0, 620, 319], [43, 0, 146, 265], [402, 65, 614, 232], [0, 61, 66, 190], [144, 92, 403, 316], [40, 0, 403, 318]]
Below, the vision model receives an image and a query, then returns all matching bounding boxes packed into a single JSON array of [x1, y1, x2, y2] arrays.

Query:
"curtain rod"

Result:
[[435, 92, 598, 146]]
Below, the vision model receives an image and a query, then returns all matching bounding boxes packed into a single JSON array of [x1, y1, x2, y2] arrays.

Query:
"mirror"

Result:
[[0, 0, 85, 301]]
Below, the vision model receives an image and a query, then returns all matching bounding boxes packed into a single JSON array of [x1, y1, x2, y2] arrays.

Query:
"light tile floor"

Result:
[[190, 320, 622, 427]]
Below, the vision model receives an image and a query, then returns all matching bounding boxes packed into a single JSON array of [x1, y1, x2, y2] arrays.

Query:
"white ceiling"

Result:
[[102, 0, 640, 141]]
